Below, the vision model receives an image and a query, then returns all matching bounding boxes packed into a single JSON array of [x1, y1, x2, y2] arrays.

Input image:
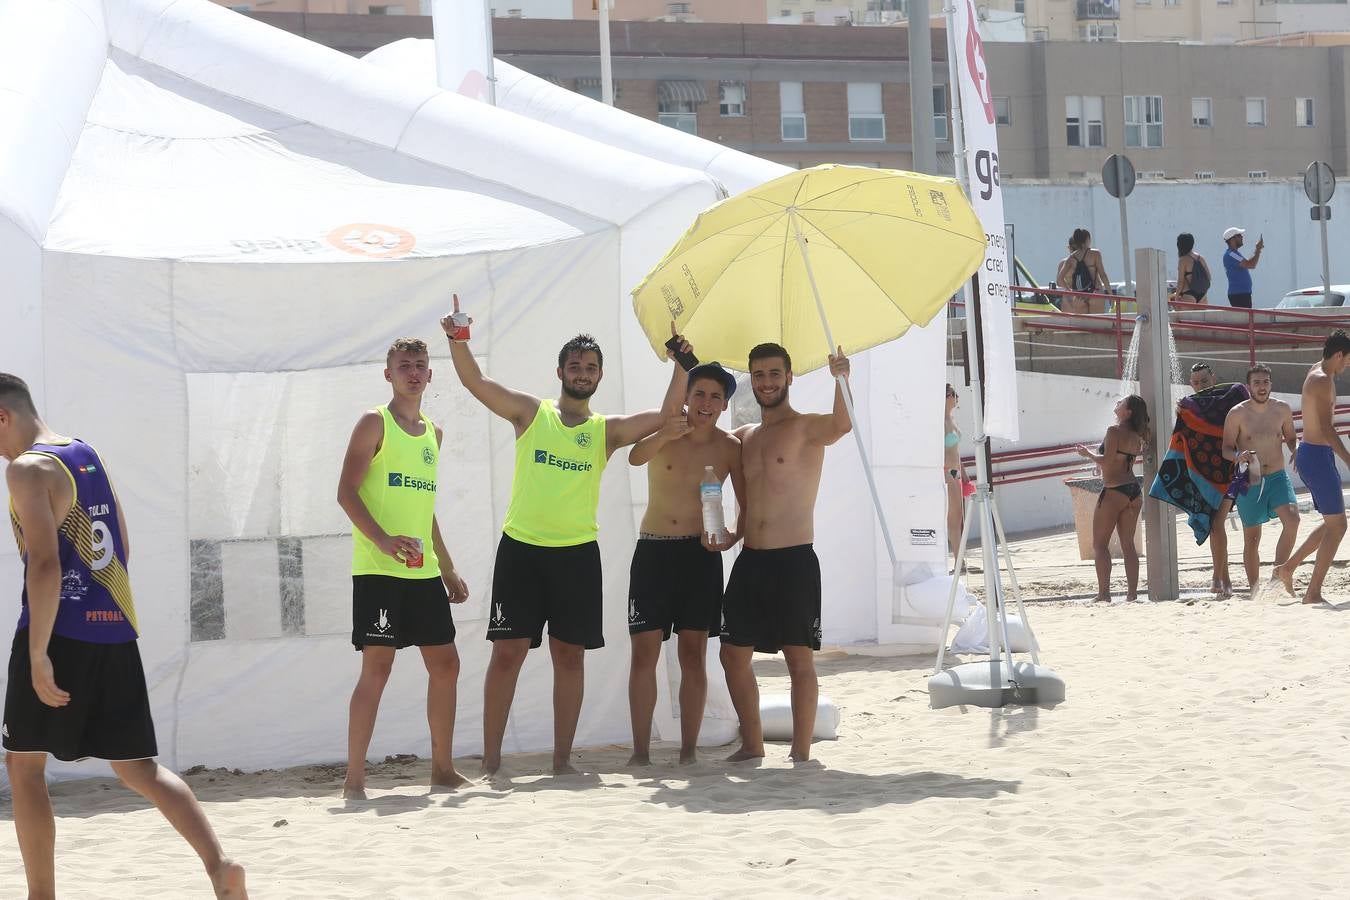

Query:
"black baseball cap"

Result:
[[687, 361, 736, 399]]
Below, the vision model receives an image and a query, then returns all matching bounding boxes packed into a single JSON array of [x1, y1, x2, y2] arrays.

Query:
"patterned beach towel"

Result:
[[1148, 382, 1251, 544]]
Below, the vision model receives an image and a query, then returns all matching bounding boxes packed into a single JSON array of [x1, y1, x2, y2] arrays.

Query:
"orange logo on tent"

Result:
[[326, 223, 416, 259]]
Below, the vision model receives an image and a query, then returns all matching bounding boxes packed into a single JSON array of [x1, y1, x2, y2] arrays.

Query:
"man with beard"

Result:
[[720, 342, 851, 764], [1222, 364, 1298, 595], [442, 300, 689, 776], [625, 361, 744, 767]]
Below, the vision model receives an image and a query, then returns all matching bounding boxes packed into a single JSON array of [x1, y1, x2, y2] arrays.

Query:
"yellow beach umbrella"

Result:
[[631, 164, 987, 570], [632, 164, 987, 375]]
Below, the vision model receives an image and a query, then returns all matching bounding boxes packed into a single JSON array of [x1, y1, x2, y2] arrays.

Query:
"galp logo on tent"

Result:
[[327, 223, 417, 259]]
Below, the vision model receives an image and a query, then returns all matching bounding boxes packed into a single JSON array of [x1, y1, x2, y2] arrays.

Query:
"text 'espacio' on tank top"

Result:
[[11, 439, 139, 643], [350, 406, 441, 578], [502, 401, 607, 547]]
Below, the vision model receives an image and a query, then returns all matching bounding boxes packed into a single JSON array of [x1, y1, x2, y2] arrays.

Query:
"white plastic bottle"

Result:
[[700, 466, 726, 543]]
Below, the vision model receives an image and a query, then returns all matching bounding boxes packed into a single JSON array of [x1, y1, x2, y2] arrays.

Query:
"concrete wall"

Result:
[[1003, 179, 1350, 305]]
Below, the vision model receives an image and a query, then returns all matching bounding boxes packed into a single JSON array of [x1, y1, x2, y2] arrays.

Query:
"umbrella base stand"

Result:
[[928, 659, 1064, 710]]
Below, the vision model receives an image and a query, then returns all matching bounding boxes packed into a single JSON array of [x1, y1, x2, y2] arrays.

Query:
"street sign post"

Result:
[[1103, 154, 1136, 295], [1305, 161, 1336, 308]]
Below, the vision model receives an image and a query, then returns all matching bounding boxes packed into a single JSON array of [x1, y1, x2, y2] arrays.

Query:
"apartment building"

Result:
[[247, 13, 1350, 177], [982, 0, 1349, 44]]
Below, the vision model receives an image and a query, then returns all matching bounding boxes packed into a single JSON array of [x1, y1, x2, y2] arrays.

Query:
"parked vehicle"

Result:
[[1274, 285, 1350, 309]]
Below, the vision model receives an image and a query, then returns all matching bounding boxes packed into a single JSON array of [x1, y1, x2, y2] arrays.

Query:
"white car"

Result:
[[1274, 285, 1350, 309]]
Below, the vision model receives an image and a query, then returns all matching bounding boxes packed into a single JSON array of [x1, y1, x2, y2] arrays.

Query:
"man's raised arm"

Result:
[[606, 327, 692, 456], [440, 294, 539, 434], [806, 348, 854, 446]]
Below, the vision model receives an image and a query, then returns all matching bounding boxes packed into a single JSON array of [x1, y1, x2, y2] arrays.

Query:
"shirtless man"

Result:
[[1189, 363, 1234, 596], [1222, 364, 1298, 595], [443, 300, 686, 776], [1273, 331, 1350, 604], [0, 373, 246, 899], [720, 342, 851, 764], [626, 361, 745, 766]]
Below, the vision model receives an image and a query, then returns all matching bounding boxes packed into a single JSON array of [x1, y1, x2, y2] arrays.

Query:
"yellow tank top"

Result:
[[503, 401, 607, 547], [351, 406, 441, 578]]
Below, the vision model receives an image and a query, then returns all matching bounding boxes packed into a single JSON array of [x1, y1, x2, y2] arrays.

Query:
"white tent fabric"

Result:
[[0, 0, 948, 778]]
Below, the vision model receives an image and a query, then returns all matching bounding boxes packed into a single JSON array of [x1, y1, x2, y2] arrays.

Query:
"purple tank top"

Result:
[[11, 440, 139, 643]]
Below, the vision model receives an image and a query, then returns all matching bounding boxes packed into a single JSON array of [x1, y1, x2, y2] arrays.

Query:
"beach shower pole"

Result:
[[1136, 248, 1180, 602]]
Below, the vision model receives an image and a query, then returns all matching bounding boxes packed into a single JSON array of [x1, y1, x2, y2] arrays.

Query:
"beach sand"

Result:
[[3, 515, 1350, 898]]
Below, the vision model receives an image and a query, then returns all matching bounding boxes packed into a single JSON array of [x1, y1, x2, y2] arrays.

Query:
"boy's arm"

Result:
[[430, 516, 468, 603], [7, 459, 71, 708], [1221, 408, 1243, 463], [628, 415, 693, 467], [607, 329, 693, 456], [336, 412, 417, 562], [440, 298, 539, 435], [804, 349, 853, 446]]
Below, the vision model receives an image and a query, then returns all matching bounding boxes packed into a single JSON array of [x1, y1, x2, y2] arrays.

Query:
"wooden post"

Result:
[[1136, 248, 1179, 603]]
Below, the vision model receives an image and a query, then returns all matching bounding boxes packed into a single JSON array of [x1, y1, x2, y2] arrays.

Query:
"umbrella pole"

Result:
[[790, 215, 898, 568]]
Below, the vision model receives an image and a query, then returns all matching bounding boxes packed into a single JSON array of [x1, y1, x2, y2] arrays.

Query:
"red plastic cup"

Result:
[[405, 537, 425, 569], [449, 311, 471, 341]]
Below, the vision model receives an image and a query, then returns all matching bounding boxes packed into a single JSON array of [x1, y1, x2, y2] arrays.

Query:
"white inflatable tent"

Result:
[[363, 39, 956, 651], [0, 0, 949, 777]]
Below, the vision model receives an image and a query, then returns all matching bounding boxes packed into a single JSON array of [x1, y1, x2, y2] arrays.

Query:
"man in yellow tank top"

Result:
[[336, 338, 471, 799], [443, 297, 689, 776]]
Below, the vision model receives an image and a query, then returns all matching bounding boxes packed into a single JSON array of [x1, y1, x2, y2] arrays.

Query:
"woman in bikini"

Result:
[[1075, 395, 1150, 602], [944, 383, 971, 569]]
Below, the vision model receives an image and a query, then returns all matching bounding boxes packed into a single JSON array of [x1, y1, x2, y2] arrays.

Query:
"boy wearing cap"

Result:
[[1222, 227, 1263, 309], [625, 361, 745, 766]]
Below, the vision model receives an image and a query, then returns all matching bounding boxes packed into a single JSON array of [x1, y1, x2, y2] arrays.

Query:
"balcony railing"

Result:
[[1076, 0, 1120, 18]]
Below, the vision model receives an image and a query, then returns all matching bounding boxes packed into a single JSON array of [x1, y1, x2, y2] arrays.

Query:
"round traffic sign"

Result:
[[1102, 154, 1136, 199], [1304, 161, 1335, 205]]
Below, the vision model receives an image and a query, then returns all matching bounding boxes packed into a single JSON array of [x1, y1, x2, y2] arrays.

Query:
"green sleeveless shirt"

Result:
[[351, 406, 441, 578], [503, 401, 607, 547]]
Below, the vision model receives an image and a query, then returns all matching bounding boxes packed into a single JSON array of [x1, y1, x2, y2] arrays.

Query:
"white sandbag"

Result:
[[950, 604, 1038, 654], [760, 693, 839, 741]]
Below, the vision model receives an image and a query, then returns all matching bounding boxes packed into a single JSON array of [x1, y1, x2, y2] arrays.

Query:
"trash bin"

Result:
[[1064, 474, 1143, 561]]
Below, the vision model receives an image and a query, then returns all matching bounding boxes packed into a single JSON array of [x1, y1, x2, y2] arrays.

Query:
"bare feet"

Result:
[[1272, 564, 1295, 596], [1091, 594, 1110, 604], [725, 746, 764, 763], [479, 757, 501, 779], [678, 748, 697, 766], [552, 762, 581, 776], [210, 859, 248, 899], [431, 765, 472, 790], [1302, 592, 1329, 605], [626, 753, 651, 767], [341, 782, 367, 801]]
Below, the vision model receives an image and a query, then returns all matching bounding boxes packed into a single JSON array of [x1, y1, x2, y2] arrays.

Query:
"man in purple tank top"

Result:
[[0, 373, 246, 899]]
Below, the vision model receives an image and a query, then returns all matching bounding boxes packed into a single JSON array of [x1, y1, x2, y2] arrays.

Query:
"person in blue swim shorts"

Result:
[[1274, 331, 1350, 604], [1222, 364, 1298, 596]]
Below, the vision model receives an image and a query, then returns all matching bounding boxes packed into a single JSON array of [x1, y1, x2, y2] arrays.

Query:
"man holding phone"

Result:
[[1222, 227, 1263, 309]]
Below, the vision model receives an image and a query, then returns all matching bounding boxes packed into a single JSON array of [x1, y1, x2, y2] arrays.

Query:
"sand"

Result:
[[4, 517, 1350, 898]]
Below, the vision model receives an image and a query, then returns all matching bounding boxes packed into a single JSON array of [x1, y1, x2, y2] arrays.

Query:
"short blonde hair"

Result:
[[386, 338, 428, 366]]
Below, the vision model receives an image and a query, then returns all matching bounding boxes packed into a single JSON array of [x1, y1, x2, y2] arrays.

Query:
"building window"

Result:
[[1015, 0, 1024, 10], [1066, 95, 1105, 147], [1248, 170, 1268, 179], [1031, 27, 1049, 40], [847, 82, 885, 142], [658, 81, 706, 135], [1246, 97, 1266, 127], [1194, 171, 1215, 179], [780, 81, 806, 141], [719, 83, 746, 117], [1139, 170, 1166, 180], [1163, 0, 1178, 6], [1217, 0, 1232, 4], [667, 1, 692, 13], [1296, 97, 1315, 127], [1191, 98, 1211, 127], [993, 96, 1012, 126], [1125, 95, 1163, 148], [933, 85, 949, 141], [368, 4, 406, 13], [1080, 23, 1118, 41]]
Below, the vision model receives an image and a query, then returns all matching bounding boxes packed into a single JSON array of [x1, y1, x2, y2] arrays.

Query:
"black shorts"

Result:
[[628, 536, 723, 640], [1228, 293, 1253, 309], [3, 629, 158, 762], [720, 545, 822, 653], [489, 534, 603, 649], [352, 575, 456, 650]]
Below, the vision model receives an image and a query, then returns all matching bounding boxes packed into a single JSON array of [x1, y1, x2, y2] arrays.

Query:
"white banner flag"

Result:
[[431, 0, 494, 103], [954, 0, 1018, 440]]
